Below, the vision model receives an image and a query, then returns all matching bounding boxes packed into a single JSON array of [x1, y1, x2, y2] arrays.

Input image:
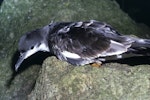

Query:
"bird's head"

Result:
[[15, 26, 50, 71]]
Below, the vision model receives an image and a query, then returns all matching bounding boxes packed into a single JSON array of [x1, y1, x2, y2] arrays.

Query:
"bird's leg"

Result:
[[90, 61, 102, 68]]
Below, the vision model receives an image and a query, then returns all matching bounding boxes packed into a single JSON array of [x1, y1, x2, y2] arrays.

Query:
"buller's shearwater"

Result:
[[15, 20, 150, 71]]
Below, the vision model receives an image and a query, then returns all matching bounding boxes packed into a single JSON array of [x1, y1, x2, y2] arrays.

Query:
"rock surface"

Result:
[[0, 0, 150, 100], [29, 57, 150, 100]]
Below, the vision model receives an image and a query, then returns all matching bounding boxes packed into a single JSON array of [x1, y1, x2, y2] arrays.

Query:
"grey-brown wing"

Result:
[[49, 21, 131, 60]]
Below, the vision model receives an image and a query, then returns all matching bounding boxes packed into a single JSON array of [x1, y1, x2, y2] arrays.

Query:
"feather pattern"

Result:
[[48, 20, 133, 64]]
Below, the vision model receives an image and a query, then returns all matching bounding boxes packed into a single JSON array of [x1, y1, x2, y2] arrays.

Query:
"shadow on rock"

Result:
[[6, 50, 51, 88], [105, 56, 150, 66], [0, 0, 4, 7]]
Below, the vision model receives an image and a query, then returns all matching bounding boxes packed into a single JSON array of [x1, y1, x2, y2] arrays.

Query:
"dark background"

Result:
[[0, 0, 3, 6], [116, 0, 150, 27]]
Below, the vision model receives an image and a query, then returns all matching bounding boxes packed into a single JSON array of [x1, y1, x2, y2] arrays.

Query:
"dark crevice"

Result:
[[0, 0, 4, 7], [116, 0, 150, 27], [6, 51, 52, 88]]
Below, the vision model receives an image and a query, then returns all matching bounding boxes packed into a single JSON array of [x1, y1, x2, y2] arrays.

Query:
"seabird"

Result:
[[15, 20, 150, 71]]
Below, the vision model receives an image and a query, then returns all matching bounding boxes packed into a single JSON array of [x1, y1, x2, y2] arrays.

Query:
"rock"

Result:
[[0, 0, 150, 99], [29, 57, 150, 100]]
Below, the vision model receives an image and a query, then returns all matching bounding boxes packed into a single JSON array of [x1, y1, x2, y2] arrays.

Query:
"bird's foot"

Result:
[[90, 61, 102, 68]]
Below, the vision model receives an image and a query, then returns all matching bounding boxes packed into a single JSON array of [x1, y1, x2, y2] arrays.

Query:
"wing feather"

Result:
[[49, 21, 131, 60]]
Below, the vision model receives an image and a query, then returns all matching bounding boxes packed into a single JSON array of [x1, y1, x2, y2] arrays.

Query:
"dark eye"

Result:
[[30, 46, 34, 49]]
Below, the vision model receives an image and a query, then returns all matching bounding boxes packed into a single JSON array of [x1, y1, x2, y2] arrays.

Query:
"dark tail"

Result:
[[130, 38, 150, 56]]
